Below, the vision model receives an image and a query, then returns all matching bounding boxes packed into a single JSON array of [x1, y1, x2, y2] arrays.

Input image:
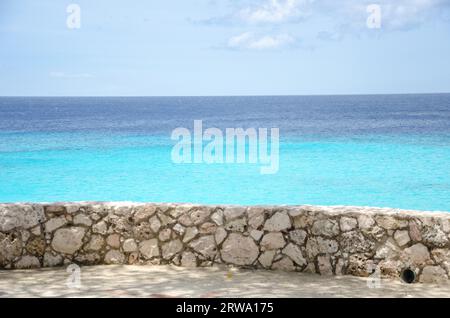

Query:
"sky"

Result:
[[0, 0, 450, 96]]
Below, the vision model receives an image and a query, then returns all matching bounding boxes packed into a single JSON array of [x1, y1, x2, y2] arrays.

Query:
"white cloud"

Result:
[[228, 32, 254, 47], [228, 32, 295, 49], [207, 0, 450, 49], [49, 71, 93, 79], [237, 0, 313, 23], [317, 0, 450, 31], [377, 0, 448, 30], [228, 0, 449, 29]]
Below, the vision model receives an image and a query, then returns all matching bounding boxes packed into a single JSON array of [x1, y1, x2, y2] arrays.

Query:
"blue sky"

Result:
[[0, 0, 450, 96]]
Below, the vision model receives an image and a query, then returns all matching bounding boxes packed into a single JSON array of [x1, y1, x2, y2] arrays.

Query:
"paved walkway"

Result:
[[0, 265, 449, 298]]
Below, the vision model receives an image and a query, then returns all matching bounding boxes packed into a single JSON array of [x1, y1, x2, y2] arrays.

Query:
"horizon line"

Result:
[[1, 92, 450, 98]]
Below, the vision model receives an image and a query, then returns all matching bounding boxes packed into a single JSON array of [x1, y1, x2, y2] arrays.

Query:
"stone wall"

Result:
[[1, 202, 449, 283]]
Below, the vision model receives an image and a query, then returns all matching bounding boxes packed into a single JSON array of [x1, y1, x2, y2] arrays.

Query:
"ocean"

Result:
[[0, 94, 449, 211]]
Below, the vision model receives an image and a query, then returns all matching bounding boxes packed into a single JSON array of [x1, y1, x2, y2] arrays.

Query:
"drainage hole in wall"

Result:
[[400, 268, 416, 284]]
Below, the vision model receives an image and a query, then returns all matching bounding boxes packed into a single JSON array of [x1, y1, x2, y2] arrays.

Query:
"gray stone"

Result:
[[272, 257, 295, 271], [210, 210, 224, 226], [106, 234, 121, 248], [76, 252, 102, 265], [401, 243, 431, 266], [340, 231, 375, 254], [133, 222, 153, 241], [183, 227, 198, 243], [128, 252, 139, 264], [394, 230, 410, 247], [293, 214, 314, 229], [149, 216, 161, 233], [264, 212, 291, 232], [159, 229, 172, 241], [440, 219, 450, 233], [340, 217, 357, 232], [247, 207, 265, 219], [431, 248, 450, 264], [248, 208, 265, 230], [189, 235, 217, 259], [30, 226, 41, 236], [133, 206, 157, 223], [25, 236, 46, 256], [0, 233, 22, 266], [431, 249, 450, 274], [43, 252, 63, 267], [139, 239, 159, 259], [51, 227, 85, 254], [305, 237, 338, 258], [250, 229, 263, 241], [173, 223, 185, 235], [15, 255, 40, 269], [335, 258, 346, 276], [158, 213, 175, 227], [215, 227, 227, 245], [73, 214, 92, 227], [287, 208, 303, 217], [45, 216, 67, 233], [282, 243, 306, 266], [199, 222, 217, 234], [311, 219, 339, 237], [221, 233, 259, 265], [65, 204, 82, 214], [247, 208, 264, 229], [375, 238, 401, 259], [225, 218, 247, 232], [361, 225, 385, 241], [44, 205, 66, 215], [259, 250, 276, 268], [260, 232, 285, 250], [422, 224, 449, 247], [181, 252, 197, 267], [20, 229, 31, 243], [347, 254, 373, 277], [169, 205, 192, 219], [303, 262, 316, 274], [178, 214, 193, 226], [0, 204, 45, 232], [375, 216, 407, 230], [223, 207, 246, 221], [317, 255, 333, 275], [162, 239, 183, 259], [420, 266, 448, 283], [122, 239, 138, 252], [112, 204, 132, 216], [248, 214, 265, 230], [86, 235, 104, 251], [409, 220, 423, 242], [357, 215, 375, 230], [288, 229, 307, 245], [190, 208, 211, 225], [104, 250, 125, 264], [378, 259, 403, 277], [92, 221, 108, 235]]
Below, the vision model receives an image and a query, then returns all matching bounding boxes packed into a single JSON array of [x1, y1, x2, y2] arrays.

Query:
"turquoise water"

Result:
[[1, 132, 449, 211], [0, 96, 449, 211]]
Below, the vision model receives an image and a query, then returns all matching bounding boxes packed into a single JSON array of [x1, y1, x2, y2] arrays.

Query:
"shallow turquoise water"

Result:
[[0, 132, 449, 211]]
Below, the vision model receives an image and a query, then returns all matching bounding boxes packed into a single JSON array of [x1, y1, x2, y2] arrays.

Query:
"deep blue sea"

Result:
[[0, 95, 449, 211]]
